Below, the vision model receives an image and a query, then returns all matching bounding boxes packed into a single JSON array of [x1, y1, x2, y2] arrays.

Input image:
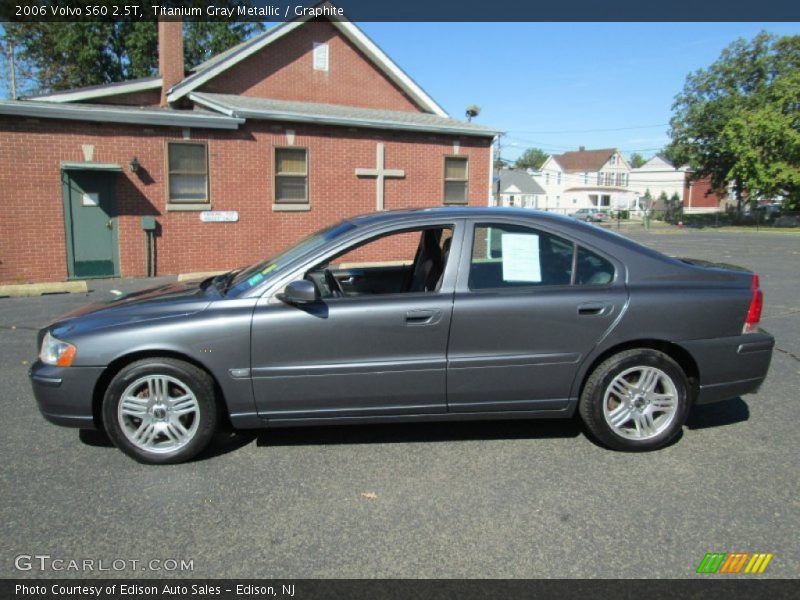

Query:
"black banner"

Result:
[[2, 0, 800, 22], [3, 579, 800, 600]]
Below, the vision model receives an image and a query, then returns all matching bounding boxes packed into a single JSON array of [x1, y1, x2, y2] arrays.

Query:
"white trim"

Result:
[[29, 78, 162, 103], [167, 5, 448, 116], [189, 93, 497, 137], [0, 100, 244, 130], [488, 138, 495, 206]]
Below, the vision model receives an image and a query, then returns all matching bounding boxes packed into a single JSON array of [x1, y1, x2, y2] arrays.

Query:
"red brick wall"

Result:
[[198, 20, 422, 113], [0, 117, 491, 283], [685, 176, 724, 209]]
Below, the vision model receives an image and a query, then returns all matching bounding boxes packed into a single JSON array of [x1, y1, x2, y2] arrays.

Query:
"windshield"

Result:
[[223, 220, 358, 297]]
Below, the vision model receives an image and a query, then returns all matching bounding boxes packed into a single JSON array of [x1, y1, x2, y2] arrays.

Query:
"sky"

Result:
[[359, 22, 800, 164]]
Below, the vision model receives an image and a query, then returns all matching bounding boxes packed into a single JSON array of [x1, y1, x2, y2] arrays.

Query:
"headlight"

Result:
[[39, 332, 77, 367]]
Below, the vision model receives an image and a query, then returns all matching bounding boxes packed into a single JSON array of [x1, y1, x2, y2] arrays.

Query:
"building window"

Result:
[[275, 148, 308, 204], [557, 172, 561, 185], [583, 172, 588, 184], [444, 156, 469, 204], [313, 43, 329, 72], [167, 142, 208, 207], [597, 173, 602, 185], [545, 173, 550, 185]]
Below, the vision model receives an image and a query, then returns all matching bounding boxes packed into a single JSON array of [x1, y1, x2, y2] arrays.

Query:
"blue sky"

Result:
[[359, 22, 800, 163]]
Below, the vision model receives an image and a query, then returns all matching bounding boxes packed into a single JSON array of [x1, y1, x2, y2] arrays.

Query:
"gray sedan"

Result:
[[30, 208, 774, 463]]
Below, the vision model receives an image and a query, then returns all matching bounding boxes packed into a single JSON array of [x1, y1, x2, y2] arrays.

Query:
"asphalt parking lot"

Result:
[[1, 229, 798, 579]]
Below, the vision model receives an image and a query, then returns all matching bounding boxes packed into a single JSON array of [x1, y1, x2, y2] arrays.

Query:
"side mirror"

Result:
[[280, 280, 319, 305]]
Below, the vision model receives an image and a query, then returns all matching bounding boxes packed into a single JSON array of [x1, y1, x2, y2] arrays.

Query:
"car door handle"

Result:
[[405, 309, 441, 326], [578, 302, 610, 316]]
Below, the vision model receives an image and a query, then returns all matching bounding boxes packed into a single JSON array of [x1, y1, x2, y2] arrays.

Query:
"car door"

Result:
[[446, 218, 627, 413], [250, 221, 462, 420]]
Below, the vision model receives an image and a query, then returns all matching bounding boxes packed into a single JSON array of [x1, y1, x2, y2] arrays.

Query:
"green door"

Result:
[[62, 170, 120, 278]]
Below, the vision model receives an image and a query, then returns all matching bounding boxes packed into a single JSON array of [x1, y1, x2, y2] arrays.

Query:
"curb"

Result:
[[0, 281, 88, 298]]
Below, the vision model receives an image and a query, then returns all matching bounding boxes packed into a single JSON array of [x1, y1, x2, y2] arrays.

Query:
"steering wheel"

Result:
[[323, 268, 344, 298]]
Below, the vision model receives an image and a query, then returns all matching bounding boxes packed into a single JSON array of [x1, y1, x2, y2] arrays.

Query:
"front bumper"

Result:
[[678, 331, 775, 405], [29, 361, 105, 428]]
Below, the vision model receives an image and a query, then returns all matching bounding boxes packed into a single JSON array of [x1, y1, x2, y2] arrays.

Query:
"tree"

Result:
[[666, 32, 800, 213], [514, 148, 549, 171], [2, 17, 263, 94], [629, 153, 646, 168], [721, 71, 800, 210], [465, 104, 481, 122], [666, 192, 683, 223]]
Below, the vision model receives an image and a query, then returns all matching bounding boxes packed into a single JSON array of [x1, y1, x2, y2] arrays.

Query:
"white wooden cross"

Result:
[[355, 143, 405, 211]]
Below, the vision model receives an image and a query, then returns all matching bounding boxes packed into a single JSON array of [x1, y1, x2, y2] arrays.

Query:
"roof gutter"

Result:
[[0, 100, 244, 130], [189, 93, 500, 138]]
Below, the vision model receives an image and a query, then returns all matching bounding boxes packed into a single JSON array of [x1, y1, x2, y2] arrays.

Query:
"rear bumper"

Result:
[[29, 361, 104, 428], [678, 331, 774, 405]]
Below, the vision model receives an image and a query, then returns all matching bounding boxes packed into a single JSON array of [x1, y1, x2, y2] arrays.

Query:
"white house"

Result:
[[532, 147, 637, 214], [495, 168, 546, 208], [629, 155, 688, 205]]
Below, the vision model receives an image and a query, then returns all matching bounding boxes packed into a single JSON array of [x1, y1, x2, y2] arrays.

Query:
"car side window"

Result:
[[575, 246, 615, 285], [469, 224, 574, 289], [306, 226, 454, 298], [468, 223, 615, 290]]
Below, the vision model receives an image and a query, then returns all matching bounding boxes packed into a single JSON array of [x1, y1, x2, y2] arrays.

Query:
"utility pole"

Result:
[[493, 134, 504, 207], [6, 41, 17, 100]]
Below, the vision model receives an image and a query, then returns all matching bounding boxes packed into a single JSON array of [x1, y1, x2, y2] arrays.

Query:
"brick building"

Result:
[[0, 15, 497, 283]]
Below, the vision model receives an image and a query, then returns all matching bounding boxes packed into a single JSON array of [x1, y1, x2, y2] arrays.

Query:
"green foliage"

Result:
[[629, 152, 646, 168], [666, 32, 800, 210], [514, 148, 549, 170], [2, 14, 263, 94]]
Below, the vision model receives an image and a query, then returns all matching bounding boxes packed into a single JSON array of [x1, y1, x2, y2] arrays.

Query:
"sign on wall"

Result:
[[200, 211, 239, 223]]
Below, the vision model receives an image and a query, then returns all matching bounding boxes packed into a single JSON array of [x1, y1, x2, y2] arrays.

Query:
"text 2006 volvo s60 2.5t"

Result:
[[31, 208, 774, 463]]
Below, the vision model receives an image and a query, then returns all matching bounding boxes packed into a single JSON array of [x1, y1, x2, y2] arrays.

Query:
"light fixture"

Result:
[[129, 156, 140, 173]]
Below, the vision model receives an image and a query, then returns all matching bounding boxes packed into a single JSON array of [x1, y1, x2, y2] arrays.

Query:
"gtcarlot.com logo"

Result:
[[696, 552, 774, 574], [14, 554, 194, 572]]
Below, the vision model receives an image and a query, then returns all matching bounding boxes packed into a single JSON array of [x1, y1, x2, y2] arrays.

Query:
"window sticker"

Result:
[[247, 273, 266, 286], [261, 264, 278, 275], [501, 233, 541, 282]]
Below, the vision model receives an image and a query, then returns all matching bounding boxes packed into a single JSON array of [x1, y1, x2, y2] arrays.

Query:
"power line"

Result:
[[509, 123, 669, 134], [504, 137, 668, 155]]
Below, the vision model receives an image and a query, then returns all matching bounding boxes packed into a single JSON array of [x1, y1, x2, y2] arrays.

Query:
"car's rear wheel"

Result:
[[102, 358, 218, 464], [579, 349, 690, 451]]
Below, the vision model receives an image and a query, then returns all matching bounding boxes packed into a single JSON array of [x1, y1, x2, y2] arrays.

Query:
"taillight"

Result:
[[743, 273, 763, 334]]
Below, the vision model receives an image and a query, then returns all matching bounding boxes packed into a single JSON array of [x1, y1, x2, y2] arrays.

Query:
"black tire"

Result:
[[102, 358, 218, 464], [578, 349, 690, 451]]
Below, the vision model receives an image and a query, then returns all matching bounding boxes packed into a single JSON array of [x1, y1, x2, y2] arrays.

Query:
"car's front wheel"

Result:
[[102, 358, 218, 464], [579, 349, 691, 451]]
